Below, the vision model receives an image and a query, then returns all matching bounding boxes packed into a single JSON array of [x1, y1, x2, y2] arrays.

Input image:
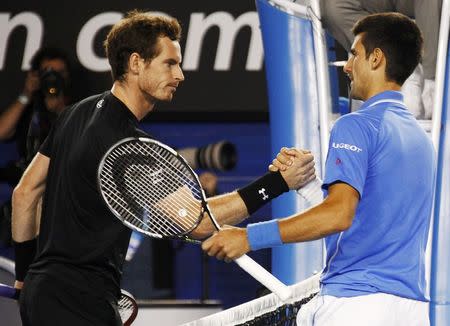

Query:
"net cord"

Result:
[[182, 273, 321, 326]]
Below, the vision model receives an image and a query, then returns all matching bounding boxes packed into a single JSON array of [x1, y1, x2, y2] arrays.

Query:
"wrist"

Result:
[[13, 238, 37, 281], [247, 219, 283, 251], [237, 171, 289, 215], [17, 93, 30, 106]]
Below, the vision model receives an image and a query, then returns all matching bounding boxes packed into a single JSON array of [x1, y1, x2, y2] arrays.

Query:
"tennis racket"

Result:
[[0, 283, 138, 325], [0, 282, 20, 300], [97, 137, 291, 301], [118, 289, 138, 326]]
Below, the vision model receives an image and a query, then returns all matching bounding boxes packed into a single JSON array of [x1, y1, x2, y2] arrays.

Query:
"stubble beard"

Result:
[[349, 83, 363, 101]]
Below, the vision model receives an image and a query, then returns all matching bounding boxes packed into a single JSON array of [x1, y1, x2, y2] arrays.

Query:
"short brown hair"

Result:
[[104, 10, 181, 81], [352, 12, 423, 85]]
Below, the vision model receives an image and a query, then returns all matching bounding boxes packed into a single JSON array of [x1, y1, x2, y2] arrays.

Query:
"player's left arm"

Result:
[[12, 153, 48, 241], [12, 153, 49, 289]]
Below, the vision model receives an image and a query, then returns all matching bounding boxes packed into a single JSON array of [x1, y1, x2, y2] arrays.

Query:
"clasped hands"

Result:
[[201, 148, 316, 261]]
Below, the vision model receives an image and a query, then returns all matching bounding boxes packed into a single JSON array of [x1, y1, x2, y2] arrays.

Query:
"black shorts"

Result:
[[19, 273, 122, 326]]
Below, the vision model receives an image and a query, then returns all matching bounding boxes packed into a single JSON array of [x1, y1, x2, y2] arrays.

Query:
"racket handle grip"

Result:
[[234, 254, 291, 301], [0, 284, 19, 300]]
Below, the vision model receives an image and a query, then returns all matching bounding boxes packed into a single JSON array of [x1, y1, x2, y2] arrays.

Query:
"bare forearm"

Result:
[[209, 191, 249, 226], [192, 192, 249, 237], [12, 188, 44, 242], [279, 198, 352, 243], [11, 153, 49, 242]]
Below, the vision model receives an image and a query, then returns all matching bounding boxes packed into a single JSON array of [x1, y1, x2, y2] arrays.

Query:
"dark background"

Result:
[[1, 1, 269, 120]]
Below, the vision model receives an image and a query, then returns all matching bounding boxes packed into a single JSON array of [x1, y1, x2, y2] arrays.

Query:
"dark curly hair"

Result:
[[104, 10, 182, 82]]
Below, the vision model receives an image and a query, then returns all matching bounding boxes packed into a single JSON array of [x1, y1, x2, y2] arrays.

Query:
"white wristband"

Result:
[[17, 94, 30, 105], [296, 178, 323, 205]]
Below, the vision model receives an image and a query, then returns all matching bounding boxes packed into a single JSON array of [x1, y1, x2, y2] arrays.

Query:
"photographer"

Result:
[[0, 47, 71, 185], [0, 47, 71, 248]]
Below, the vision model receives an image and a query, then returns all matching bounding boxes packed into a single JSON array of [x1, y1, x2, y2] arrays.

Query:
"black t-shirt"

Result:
[[30, 91, 147, 299]]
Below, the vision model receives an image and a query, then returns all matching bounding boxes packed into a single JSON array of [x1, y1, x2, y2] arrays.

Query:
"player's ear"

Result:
[[128, 53, 141, 75], [370, 48, 384, 70]]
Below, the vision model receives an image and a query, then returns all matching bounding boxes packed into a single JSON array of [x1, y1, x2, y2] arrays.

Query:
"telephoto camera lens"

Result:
[[40, 69, 65, 97], [178, 141, 237, 171]]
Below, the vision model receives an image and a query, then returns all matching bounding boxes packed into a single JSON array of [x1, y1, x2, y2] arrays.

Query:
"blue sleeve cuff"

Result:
[[247, 219, 283, 251]]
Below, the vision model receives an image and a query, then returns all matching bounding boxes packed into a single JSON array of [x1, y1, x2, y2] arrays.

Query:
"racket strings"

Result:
[[116, 142, 203, 202], [109, 171, 195, 234], [116, 151, 202, 216], [107, 189, 183, 237], [100, 140, 205, 237], [109, 146, 203, 231], [131, 141, 204, 202], [102, 159, 182, 236], [103, 159, 192, 236], [99, 166, 173, 237], [118, 294, 137, 324], [143, 144, 202, 195]]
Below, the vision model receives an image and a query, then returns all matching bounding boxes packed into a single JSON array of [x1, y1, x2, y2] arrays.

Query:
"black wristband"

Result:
[[13, 288, 21, 300], [13, 238, 37, 282], [237, 171, 289, 215]]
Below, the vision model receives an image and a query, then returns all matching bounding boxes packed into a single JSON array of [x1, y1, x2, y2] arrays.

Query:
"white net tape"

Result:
[[182, 273, 320, 326]]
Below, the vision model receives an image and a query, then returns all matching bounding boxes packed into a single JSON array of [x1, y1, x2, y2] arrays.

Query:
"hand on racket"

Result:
[[202, 225, 250, 262], [98, 137, 292, 301]]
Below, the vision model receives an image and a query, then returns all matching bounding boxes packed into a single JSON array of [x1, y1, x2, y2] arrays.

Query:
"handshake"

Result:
[[200, 146, 322, 262], [269, 147, 317, 191]]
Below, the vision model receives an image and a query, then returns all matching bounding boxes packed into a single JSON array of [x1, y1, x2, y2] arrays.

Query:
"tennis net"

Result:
[[182, 273, 320, 326]]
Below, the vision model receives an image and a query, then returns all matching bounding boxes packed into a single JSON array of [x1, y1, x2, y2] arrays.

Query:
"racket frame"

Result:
[[0, 282, 19, 300], [98, 137, 208, 240], [119, 289, 138, 326]]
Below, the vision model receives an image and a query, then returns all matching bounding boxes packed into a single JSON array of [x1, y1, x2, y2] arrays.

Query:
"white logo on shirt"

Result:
[[96, 99, 104, 109], [332, 142, 362, 152], [258, 188, 269, 200]]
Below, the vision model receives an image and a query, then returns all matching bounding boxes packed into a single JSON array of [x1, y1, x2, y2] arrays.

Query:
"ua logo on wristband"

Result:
[[259, 188, 269, 200]]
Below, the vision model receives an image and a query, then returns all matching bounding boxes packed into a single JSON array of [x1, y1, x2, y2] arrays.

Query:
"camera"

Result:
[[39, 68, 65, 97], [178, 141, 237, 171]]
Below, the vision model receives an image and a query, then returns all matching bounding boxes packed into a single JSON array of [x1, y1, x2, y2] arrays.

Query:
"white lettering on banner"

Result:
[[183, 11, 263, 71], [0, 12, 43, 70], [77, 12, 123, 72], [332, 142, 363, 152], [1, 10, 263, 72]]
